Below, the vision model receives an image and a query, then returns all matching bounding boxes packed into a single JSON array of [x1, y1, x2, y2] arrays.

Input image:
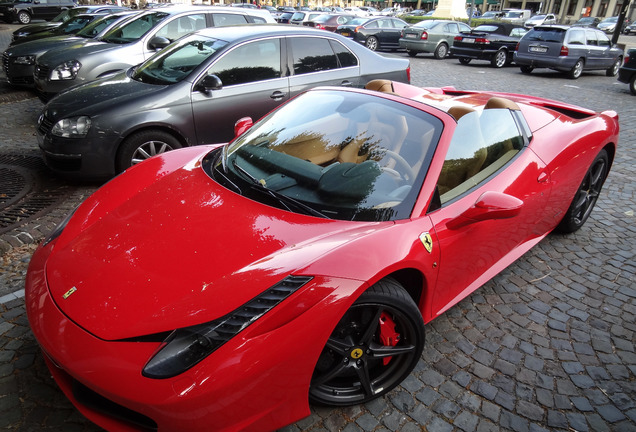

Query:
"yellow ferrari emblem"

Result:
[[350, 348, 364, 359], [63, 287, 77, 299], [419, 232, 433, 254]]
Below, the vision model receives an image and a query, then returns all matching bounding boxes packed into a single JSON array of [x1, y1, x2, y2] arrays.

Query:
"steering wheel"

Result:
[[381, 150, 416, 182]]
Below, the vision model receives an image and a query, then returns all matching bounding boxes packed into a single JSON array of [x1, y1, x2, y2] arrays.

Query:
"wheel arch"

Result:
[[115, 124, 191, 160]]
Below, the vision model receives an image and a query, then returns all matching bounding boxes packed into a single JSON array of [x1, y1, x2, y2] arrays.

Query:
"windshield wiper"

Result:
[[232, 159, 329, 219]]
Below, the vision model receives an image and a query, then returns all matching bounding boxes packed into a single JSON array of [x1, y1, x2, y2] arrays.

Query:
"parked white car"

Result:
[[524, 14, 557, 28]]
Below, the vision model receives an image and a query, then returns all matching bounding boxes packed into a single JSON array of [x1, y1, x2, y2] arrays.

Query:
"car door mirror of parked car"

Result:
[[148, 36, 171, 51], [197, 74, 223, 93], [234, 117, 253, 137]]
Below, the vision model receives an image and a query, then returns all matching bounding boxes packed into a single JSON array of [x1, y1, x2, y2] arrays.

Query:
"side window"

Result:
[[290, 37, 338, 74], [366, 21, 379, 29], [155, 14, 206, 42], [437, 108, 523, 204], [330, 40, 358, 68], [567, 29, 586, 45], [459, 23, 471, 32], [597, 31, 610, 47], [207, 39, 282, 86], [585, 30, 598, 46], [212, 13, 249, 27]]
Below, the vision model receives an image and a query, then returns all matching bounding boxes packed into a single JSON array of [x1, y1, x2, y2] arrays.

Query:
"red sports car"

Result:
[[26, 80, 618, 431]]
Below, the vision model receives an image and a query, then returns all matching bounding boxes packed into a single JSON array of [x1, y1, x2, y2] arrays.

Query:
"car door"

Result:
[[384, 18, 407, 47], [594, 30, 616, 68], [426, 107, 552, 318], [191, 37, 289, 145], [287, 36, 360, 98], [35, 0, 60, 21]]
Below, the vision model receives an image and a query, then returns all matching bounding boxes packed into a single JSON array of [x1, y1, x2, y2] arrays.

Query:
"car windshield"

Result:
[[100, 11, 169, 44], [132, 34, 228, 85], [525, 27, 564, 42], [602, 17, 617, 23], [54, 15, 95, 34], [76, 13, 127, 38], [210, 90, 443, 222], [413, 20, 439, 29], [474, 25, 498, 32], [530, 15, 546, 20]]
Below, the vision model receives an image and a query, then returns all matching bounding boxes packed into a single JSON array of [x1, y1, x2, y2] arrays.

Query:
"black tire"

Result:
[[116, 130, 182, 173], [606, 57, 621, 77], [520, 65, 534, 74], [491, 48, 507, 68], [17, 11, 31, 24], [406, 49, 417, 57], [433, 42, 449, 60], [630, 74, 636, 96], [568, 59, 584, 79], [365, 36, 379, 51], [459, 57, 471, 65], [309, 278, 425, 406], [556, 149, 609, 234]]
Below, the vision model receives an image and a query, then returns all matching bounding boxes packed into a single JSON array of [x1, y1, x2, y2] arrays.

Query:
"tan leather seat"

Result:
[[365, 79, 395, 94]]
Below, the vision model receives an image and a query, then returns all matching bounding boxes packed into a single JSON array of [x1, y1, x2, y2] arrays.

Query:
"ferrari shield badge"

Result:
[[419, 232, 433, 254], [63, 287, 77, 299]]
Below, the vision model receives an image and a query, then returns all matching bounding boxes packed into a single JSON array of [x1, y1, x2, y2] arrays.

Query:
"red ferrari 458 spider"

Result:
[[26, 80, 618, 431]]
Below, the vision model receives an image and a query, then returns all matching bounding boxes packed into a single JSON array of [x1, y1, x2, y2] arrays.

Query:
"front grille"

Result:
[[38, 115, 53, 136], [73, 380, 158, 431], [34, 64, 50, 80], [2, 52, 8, 76]]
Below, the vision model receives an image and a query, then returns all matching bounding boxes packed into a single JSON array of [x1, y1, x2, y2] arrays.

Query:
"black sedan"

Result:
[[618, 48, 636, 95], [9, 12, 108, 46], [336, 16, 407, 51], [36, 25, 411, 180], [450, 22, 528, 67]]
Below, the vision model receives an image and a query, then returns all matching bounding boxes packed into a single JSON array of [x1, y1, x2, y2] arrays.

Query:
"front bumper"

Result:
[[25, 242, 365, 432]]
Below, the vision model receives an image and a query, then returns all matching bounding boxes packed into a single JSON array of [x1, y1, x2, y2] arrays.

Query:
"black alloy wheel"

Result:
[[556, 149, 609, 233], [309, 278, 425, 406]]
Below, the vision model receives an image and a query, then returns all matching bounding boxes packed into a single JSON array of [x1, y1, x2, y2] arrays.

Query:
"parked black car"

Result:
[[11, 5, 129, 43], [617, 48, 636, 95], [450, 22, 528, 67], [335, 16, 407, 51], [0, 0, 77, 24], [10, 12, 107, 46]]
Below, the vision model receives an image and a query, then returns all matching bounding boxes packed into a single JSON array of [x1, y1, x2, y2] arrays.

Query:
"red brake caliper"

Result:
[[378, 312, 400, 366]]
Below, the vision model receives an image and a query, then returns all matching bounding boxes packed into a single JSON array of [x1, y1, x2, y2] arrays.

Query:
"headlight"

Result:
[[13, 55, 35, 65], [142, 275, 312, 379], [51, 116, 92, 138], [50, 60, 81, 80]]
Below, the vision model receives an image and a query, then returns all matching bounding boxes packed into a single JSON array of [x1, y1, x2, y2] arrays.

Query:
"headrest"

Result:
[[485, 97, 521, 111], [365, 79, 395, 94], [447, 105, 476, 121]]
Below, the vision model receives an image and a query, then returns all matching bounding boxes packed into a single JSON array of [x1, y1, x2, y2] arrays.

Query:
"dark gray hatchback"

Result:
[[36, 25, 410, 180], [513, 25, 623, 79]]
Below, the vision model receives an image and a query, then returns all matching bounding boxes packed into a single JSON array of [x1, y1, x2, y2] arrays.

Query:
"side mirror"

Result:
[[234, 117, 253, 137], [148, 36, 171, 51], [198, 74, 223, 93], [447, 191, 523, 230]]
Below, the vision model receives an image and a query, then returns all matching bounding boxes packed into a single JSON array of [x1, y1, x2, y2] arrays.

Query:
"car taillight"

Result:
[[355, 25, 363, 33], [454, 35, 462, 41], [420, 31, 428, 40], [406, 65, 411, 83], [315, 23, 325, 30], [515, 42, 519, 51], [559, 45, 568, 56], [624, 54, 630, 64]]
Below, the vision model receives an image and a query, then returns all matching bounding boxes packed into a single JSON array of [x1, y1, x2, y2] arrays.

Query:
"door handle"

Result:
[[270, 91, 286, 101], [340, 80, 353, 87]]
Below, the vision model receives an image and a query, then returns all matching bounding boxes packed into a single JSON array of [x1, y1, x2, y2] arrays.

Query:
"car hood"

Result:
[[43, 71, 166, 118], [6, 35, 85, 55], [46, 147, 379, 340], [36, 39, 113, 66]]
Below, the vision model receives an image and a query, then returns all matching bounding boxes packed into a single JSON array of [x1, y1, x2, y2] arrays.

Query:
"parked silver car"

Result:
[[36, 25, 411, 180], [399, 19, 471, 59], [3, 10, 138, 86], [524, 14, 557, 28], [513, 25, 623, 78], [32, 6, 275, 100]]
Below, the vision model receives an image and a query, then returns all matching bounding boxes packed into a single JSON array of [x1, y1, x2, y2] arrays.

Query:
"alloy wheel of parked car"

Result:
[[556, 149, 609, 233], [606, 58, 621, 77], [459, 57, 471, 65], [568, 59, 584, 79], [520, 65, 534, 74], [492, 49, 507, 68], [434, 43, 449, 60], [309, 278, 425, 406], [18, 11, 31, 24], [117, 130, 183, 173], [365, 36, 379, 51]]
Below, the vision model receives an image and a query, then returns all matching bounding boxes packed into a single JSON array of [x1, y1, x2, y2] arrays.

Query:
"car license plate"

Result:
[[462, 38, 475, 43], [529, 46, 547, 53], [341, 32, 350, 37], [405, 34, 417, 39]]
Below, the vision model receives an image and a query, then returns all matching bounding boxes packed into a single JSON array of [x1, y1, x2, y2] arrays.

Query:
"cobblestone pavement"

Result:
[[1, 22, 635, 432]]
